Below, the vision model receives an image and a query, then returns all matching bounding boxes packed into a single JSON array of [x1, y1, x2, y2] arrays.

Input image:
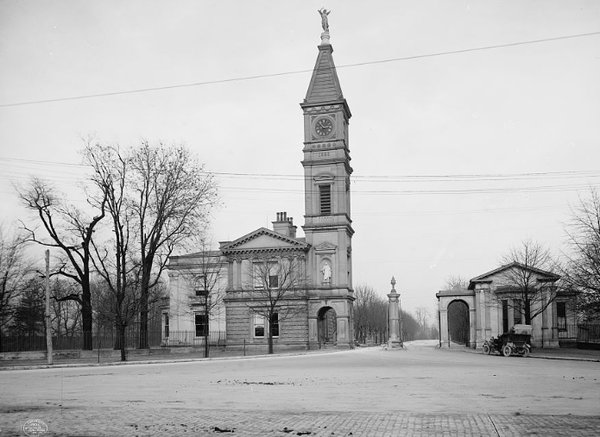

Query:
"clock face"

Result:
[[314, 117, 334, 137]]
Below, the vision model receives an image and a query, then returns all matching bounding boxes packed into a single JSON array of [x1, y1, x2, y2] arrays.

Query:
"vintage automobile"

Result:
[[482, 324, 532, 357]]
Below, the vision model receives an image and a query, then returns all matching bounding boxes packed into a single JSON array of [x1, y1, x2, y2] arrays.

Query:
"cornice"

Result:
[[220, 227, 310, 252]]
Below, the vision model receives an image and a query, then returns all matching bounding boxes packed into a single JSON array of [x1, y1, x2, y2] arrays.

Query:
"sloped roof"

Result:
[[171, 249, 221, 260], [304, 44, 344, 104], [220, 227, 310, 254], [468, 262, 560, 290]]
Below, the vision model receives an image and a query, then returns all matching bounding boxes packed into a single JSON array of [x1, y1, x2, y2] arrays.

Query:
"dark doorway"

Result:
[[447, 300, 470, 346], [317, 306, 337, 344]]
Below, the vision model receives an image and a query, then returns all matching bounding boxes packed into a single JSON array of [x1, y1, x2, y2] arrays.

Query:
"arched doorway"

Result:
[[447, 300, 470, 346], [317, 306, 337, 345]]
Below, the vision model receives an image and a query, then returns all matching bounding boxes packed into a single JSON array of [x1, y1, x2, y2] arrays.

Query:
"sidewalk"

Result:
[[2, 343, 598, 371], [2, 408, 600, 436], [439, 342, 600, 362], [529, 346, 600, 362], [0, 347, 343, 371]]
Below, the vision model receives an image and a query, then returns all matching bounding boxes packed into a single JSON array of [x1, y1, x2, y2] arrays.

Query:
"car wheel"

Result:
[[482, 343, 491, 355], [502, 345, 512, 357]]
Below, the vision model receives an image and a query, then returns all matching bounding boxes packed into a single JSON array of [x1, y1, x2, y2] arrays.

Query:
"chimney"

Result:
[[272, 211, 297, 238]]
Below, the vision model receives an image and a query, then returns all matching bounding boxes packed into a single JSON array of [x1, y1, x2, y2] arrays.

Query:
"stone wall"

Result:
[[224, 296, 309, 350]]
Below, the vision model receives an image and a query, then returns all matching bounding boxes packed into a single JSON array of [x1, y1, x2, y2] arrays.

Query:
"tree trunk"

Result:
[[138, 301, 148, 349], [204, 305, 209, 358], [268, 332, 274, 354], [81, 282, 93, 350], [524, 298, 532, 325], [117, 324, 127, 361], [138, 261, 151, 349]]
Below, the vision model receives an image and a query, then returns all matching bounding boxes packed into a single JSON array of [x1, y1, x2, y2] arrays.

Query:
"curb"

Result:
[[437, 344, 600, 363], [0, 348, 349, 372], [527, 355, 600, 363]]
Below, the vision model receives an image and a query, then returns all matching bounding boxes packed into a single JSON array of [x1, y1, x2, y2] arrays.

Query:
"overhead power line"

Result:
[[1, 31, 599, 108], [1, 156, 599, 182]]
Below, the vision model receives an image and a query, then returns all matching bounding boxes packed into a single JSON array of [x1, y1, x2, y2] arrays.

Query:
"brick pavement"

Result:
[[1, 407, 600, 436]]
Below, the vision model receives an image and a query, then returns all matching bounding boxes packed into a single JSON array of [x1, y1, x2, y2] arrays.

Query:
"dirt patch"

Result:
[[0, 405, 56, 414], [214, 379, 298, 386]]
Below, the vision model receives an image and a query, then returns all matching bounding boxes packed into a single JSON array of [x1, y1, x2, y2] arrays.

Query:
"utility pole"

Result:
[[45, 250, 53, 365]]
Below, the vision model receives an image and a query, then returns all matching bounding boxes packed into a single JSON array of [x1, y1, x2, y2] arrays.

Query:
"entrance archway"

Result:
[[317, 306, 337, 344], [447, 300, 470, 346]]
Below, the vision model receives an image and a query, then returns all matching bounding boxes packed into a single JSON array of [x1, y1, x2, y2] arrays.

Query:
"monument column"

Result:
[[387, 277, 403, 348]]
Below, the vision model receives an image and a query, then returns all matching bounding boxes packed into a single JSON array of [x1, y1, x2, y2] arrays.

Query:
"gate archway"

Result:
[[447, 300, 470, 346], [317, 306, 337, 344]]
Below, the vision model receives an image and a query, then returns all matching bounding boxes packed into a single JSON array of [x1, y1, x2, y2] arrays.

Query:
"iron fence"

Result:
[[578, 323, 600, 346], [161, 330, 226, 347], [558, 323, 578, 339], [0, 329, 227, 353], [1, 328, 163, 353]]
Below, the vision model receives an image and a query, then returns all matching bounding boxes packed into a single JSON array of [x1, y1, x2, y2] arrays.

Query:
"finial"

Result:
[[318, 8, 331, 44], [391, 276, 396, 290]]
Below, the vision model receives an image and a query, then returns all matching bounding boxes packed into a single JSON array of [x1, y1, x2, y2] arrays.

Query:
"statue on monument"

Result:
[[318, 8, 330, 32], [321, 262, 332, 284]]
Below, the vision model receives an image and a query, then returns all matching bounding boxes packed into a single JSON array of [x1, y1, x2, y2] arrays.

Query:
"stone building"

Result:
[[163, 19, 355, 351], [436, 262, 577, 348]]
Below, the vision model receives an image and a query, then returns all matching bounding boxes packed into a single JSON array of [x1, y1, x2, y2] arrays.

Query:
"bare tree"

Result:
[[177, 241, 224, 357], [414, 306, 429, 338], [353, 285, 387, 344], [401, 310, 420, 342], [104, 141, 218, 349], [353, 285, 426, 344], [0, 226, 32, 349], [499, 240, 558, 325], [85, 144, 140, 361], [18, 178, 106, 350], [561, 188, 600, 320], [443, 276, 469, 291], [246, 255, 306, 354], [50, 278, 82, 340]]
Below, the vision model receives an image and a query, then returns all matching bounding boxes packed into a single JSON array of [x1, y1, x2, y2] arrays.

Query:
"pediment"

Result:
[[315, 242, 337, 252], [220, 228, 309, 254], [468, 262, 559, 290]]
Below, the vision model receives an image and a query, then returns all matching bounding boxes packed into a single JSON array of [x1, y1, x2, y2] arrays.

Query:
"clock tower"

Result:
[[301, 11, 354, 348]]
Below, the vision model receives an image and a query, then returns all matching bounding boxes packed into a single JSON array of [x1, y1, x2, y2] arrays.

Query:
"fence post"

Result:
[[243, 339, 246, 356]]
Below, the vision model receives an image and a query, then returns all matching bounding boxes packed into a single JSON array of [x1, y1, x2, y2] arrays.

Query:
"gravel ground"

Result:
[[1, 340, 599, 436]]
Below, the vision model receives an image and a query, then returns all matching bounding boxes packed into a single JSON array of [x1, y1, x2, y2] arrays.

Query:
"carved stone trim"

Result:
[[315, 242, 337, 252]]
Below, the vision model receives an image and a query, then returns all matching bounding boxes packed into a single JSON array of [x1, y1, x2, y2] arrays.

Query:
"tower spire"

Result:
[[304, 9, 348, 108]]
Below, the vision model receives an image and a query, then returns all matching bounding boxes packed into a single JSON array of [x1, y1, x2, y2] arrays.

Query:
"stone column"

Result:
[[439, 306, 449, 347], [387, 277, 403, 348], [478, 288, 487, 346], [469, 307, 476, 348], [226, 260, 233, 291]]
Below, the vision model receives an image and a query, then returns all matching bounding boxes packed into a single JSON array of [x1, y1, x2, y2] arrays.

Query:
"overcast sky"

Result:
[[1, 1, 599, 317]]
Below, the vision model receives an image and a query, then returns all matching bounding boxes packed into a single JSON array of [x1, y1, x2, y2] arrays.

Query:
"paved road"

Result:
[[1, 340, 599, 436]]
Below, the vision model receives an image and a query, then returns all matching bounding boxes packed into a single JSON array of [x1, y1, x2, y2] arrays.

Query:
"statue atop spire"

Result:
[[318, 8, 331, 44]]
